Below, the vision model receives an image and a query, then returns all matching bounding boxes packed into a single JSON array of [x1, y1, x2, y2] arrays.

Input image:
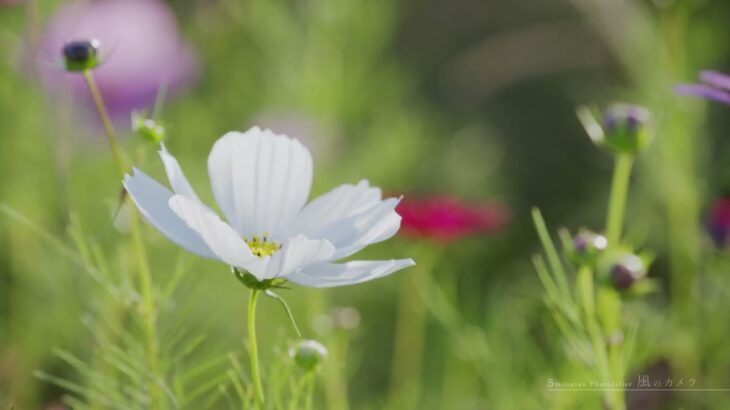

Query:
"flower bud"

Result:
[[577, 104, 652, 155], [62, 39, 101, 72], [608, 253, 646, 290], [289, 339, 328, 371], [569, 230, 608, 266], [132, 112, 166, 143]]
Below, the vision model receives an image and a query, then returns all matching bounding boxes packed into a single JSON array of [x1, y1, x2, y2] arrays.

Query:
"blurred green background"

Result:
[[2, 0, 730, 408]]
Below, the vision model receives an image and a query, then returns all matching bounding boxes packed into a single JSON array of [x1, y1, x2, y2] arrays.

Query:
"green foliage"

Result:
[[3, 0, 730, 409]]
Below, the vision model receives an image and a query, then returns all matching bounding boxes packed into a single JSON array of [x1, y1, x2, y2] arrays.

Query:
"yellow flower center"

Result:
[[246, 236, 281, 258]]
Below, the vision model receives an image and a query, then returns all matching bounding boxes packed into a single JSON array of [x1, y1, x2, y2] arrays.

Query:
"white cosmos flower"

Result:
[[123, 127, 415, 287]]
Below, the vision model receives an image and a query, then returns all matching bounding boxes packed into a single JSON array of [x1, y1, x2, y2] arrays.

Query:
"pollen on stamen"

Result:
[[245, 235, 281, 258]]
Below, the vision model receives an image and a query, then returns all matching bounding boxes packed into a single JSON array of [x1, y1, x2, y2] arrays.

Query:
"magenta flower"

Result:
[[395, 195, 509, 243], [675, 71, 730, 105], [39, 0, 197, 120], [708, 197, 730, 247]]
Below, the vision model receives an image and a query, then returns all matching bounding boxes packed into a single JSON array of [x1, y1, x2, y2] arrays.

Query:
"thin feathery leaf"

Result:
[[531, 207, 572, 302], [34, 370, 114, 406], [161, 251, 193, 303], [227, 369, 247, 404]]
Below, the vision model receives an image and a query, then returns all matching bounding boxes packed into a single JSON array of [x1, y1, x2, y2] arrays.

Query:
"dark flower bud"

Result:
[[132, 112, 165, 143], [62, 39, 101, 72], [289, 339, 328, 371], [577, 104, 652, 155], [609, 254, 646, 290], [569, 230, 608, 266]]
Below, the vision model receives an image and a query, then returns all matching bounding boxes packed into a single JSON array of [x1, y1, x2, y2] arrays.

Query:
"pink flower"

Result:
[[39, 0, 198, 121], [395, 195, 509, 243], [675, 70, 730, 105]]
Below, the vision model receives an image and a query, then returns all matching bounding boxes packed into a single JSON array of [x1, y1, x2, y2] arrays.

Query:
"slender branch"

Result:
[[81, 70, 126, 177], [265, 290, 302, 338]]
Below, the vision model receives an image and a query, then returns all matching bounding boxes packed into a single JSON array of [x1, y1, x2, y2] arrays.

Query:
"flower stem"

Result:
[[605, 154, 634, 245], [81, 70, 163, 407], [305, 372, 315, 410], [389, 266, 426, 407], [388, 242, 439, 408], [577, 266, 615, 408], [248, 288, 265, 406], [597, 288, 625, 410], [600, 153, 633, 410], [82, 70, 127, 178], [265, 290, 302, 338], [323, 332, 351, 410]]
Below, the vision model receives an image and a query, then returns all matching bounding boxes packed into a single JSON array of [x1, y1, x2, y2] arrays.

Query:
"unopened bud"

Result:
[[609, 254, 646, 290], [132, 112, 165, 143], [569, 230, 608, 266], [289, 339, 327, 371], [62, 39, 101, 72], [578, 104, 652, 155]]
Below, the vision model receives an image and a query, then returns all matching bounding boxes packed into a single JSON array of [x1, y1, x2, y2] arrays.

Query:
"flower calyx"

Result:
[[232, 267, 287, 290]]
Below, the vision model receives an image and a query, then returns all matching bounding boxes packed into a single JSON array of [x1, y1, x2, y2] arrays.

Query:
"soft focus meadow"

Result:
[[3, 0, 730, 409]]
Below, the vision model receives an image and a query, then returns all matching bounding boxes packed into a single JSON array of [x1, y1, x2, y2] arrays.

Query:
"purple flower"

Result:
[[675, 70, 730, 105], [39, 0, 198, 120]]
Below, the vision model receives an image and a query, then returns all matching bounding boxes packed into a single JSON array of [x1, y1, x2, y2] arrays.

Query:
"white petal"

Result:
[[307, 197, 403, 260], [168, 194, 260, 271], [123, 169, 216, 259], [159, 143, 202, 203], [207, 127, 313, 240], [287, 180, 381, 238], [252, 235, 335, 279], [286, 259, 415, 288]]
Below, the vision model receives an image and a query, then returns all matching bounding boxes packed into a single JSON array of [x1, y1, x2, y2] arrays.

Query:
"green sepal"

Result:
[[233, 267, 287, 290]]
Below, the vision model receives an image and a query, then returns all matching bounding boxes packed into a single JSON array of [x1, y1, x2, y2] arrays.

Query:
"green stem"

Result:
[[305, 372, 314, 410], [600, 153, 633, 410], [608, 339, 625, 410], [248, 289, 265, 406], [81, 70, 163, 407], [577, 266, 616, 409], [82, 71, 127, 177], [265, 290, 302, 338], [605, 154, 634, 245], [324, 332, 351, 410], [597, 288, 625, 410], [389, 242, 439, 409]]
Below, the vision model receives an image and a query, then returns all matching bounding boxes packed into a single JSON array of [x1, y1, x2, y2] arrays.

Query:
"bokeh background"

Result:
[[2, 0, 730, 408]]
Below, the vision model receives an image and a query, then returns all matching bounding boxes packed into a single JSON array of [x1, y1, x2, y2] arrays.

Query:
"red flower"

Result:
[[395, 195, 508, 243]]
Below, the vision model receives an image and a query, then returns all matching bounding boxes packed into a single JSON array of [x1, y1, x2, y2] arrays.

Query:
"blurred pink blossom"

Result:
[[675, 70, 730, 105], [708, 197, 730, 247], [40, 0, 198, 120], [396, 195, 509, 243]]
